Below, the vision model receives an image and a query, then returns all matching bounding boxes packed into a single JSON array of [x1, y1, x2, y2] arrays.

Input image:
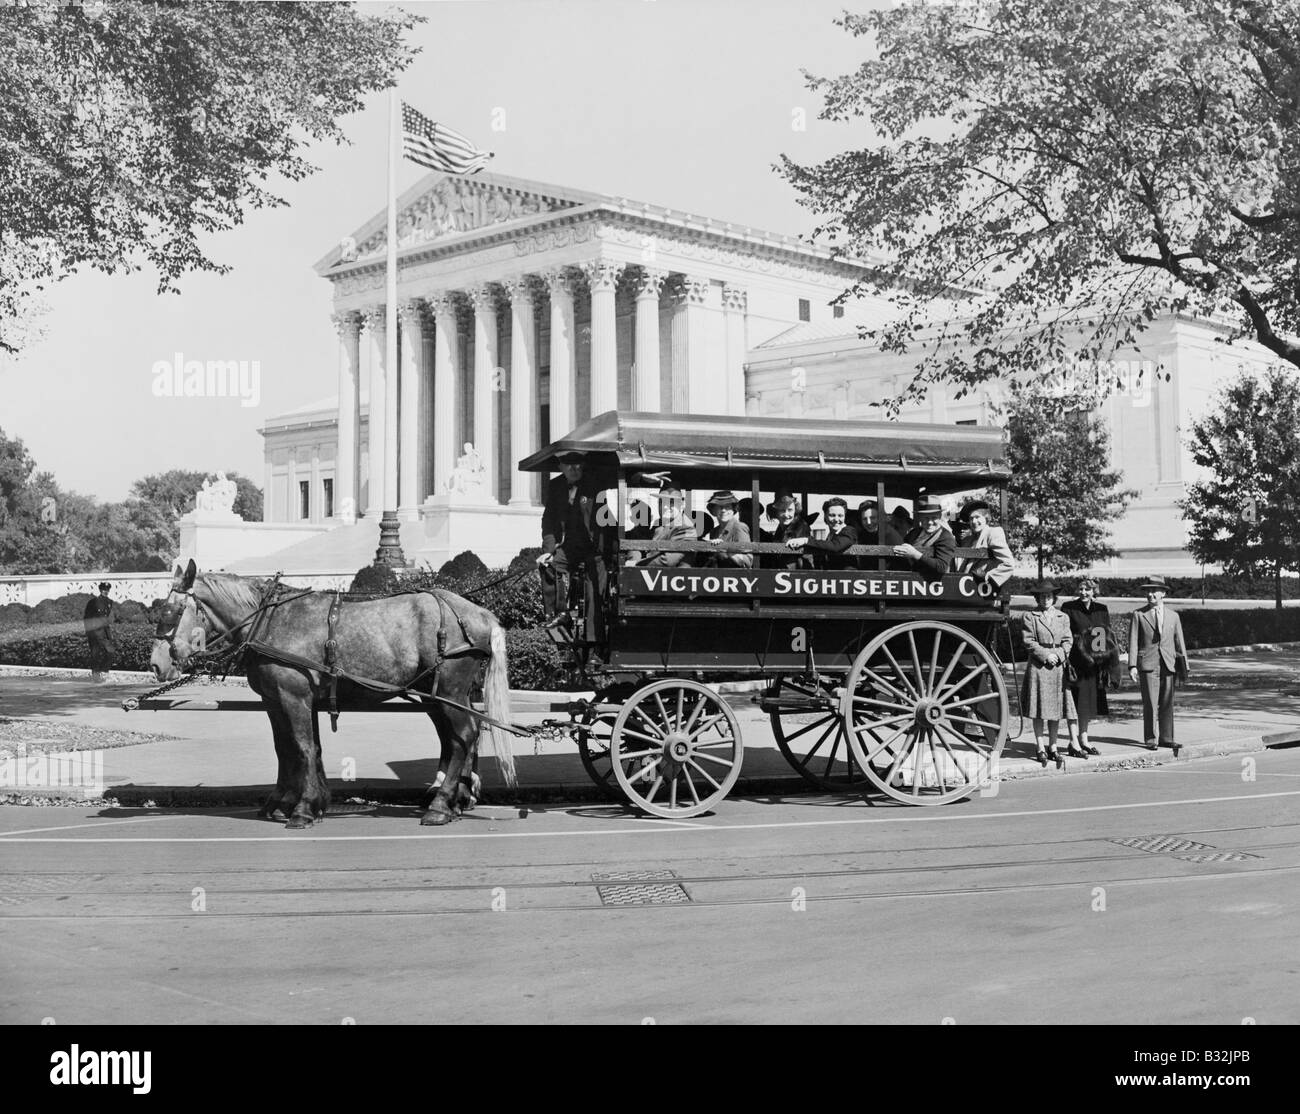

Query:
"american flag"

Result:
[[401, 102, 493, 175]]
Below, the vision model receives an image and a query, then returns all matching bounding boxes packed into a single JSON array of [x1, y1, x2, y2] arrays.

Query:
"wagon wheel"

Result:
[[611, 679, 743, 819], [574, 703, 621, 800], [766, 675, 871, 791], [842, 621, 1007, 806]]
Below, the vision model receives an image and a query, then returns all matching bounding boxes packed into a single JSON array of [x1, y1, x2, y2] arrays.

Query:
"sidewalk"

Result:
[[3, 658, 1298, 806]]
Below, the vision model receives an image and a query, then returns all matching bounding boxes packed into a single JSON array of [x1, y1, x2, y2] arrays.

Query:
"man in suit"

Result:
[[83, 582, 117, 683], [1127, 575, 1189, 755], [785, 497, 858, 568], [537, 451, 607, 644], [627, 484, 698, 566], [891, 499, 956, 580]]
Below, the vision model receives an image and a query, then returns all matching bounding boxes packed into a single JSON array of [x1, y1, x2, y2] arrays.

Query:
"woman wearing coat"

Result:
[[1061, 577, 1116, 757], [956, 499, 1016, 588], [1020, 581, 1079, 769], [761, 493, 812, 569]]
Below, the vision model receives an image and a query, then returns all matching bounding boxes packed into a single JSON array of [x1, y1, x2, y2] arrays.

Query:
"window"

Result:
[[798, 298, 811, 322], [955, 419, 978, 427], [323, 478, 334, 519], [832, 304, 844, 319], [299, 480, 310, 521]]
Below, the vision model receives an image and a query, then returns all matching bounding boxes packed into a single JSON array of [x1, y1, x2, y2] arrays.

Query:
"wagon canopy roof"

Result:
[[520, 410, 1011, 488]]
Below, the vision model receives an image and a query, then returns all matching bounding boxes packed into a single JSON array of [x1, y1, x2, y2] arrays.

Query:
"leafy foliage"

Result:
[[779, 0, 1300, 407], [1000, 391, 1136, 578], [1180, 366, 1300, 606], [0, 0, 420, 355]]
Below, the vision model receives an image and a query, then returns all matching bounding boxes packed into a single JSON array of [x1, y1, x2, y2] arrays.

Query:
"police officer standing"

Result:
[[83, 581, 116, 683]]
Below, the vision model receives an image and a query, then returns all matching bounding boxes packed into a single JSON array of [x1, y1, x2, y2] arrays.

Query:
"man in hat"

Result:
[[537, 450, 610, 645], [700, 491, 753, 568], [627, 483, 699, 567], [1127, 575, 1188, 755], [891, 499, 956, 579], [83, 582, 117, 683]]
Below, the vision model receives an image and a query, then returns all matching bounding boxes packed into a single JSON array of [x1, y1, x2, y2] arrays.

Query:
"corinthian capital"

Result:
[[633, 268, 668, 301], [426, 291, 458, 321], [362, 306, 387, 334], [331, 310, 362, 338], [721, 284, 747, 313], [544, 268, 577, 300], [467, 285, 499, 315], [500, 276, 536, 308], [397, 298, 426, 326], [582, 259, 624, 293]]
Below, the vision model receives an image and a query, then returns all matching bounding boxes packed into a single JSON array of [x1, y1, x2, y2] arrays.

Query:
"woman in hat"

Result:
[[700, 491, 753, 568], [956, 499, 1016, 588], [1061, 577, 1116, 756], [760, 493, 811, 568], [1020, 580, 1079, 768]]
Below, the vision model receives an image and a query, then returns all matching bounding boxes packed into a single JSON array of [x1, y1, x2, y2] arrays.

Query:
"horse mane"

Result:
[[194, 572, 271, 623]]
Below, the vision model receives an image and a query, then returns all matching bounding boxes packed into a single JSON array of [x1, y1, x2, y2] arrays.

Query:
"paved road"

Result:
[[2, 744, 1298, 1025]]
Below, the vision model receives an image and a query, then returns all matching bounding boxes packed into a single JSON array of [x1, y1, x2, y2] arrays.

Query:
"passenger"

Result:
[[955, 499, 1015, 588], [700, 491, 753, 568], [761, 494, 811, 569], [855, 499, 904, 570], [889, 504, 913, 537], [1061, 577, 1115, 758], [628, 484, 698, 567], [786, 496, 858, 569], [891, 499, 955, 580], [607, 497, 654, 568]]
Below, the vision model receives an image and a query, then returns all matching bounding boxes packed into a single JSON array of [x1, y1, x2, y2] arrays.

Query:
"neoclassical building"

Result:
[[249, 170, 1280, 576]]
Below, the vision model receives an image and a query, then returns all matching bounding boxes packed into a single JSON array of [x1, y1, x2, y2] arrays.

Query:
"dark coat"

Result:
[[898, 522, 956, 579], [541, 473, 603, 557], [761, 516, 812, 569], [806, 524, 859, 570]]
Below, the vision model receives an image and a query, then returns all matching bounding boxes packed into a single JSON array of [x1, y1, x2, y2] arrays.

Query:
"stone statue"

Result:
[[193, 472, 239, 519], [445, 442, 485, 496]]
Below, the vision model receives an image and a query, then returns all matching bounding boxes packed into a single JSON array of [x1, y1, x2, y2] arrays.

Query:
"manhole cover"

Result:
[[1110, 836, 1261, 862], [592, 869, 691, 906]]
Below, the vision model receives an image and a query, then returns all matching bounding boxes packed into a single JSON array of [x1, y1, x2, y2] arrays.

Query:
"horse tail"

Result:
[[482, 624, 517, 789]]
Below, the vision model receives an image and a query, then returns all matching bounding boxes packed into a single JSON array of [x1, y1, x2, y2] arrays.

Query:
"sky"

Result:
[[0, 0, 886, 503]]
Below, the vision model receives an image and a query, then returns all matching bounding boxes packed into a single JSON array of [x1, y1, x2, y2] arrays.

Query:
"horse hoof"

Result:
[[285, 814, 313, 830], [420, 808, 455, 827]]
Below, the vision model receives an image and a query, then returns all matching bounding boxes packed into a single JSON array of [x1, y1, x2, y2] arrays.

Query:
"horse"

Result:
[[150, 560, 516, 828]]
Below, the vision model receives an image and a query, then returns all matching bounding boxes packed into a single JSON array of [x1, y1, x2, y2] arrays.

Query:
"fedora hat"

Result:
[[914, 499, 943, 519], [1140, 575, 1171, 592], [1030, 579, 1059, 596], [706, 490, 737, 512]]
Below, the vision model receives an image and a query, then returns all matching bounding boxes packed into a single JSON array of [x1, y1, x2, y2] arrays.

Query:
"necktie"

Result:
[[1155, 608, 1163, 638], [568, 484, 577, 506]]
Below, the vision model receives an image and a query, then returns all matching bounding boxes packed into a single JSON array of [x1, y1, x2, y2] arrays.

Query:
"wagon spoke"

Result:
[[931, 640, 967, 700], [694, 735, 737, 748], [644, 774, 663, 802], [857, 665, 914, 705], [630, 706, 666, 739], [675, 685, 684, 727], [944, 689, 1001, 711], [935, 661, 989, 704], [682, 766, 701, 806], [692, 751, 735, 770], [926, 631, 944, 697], [934, 724, 977, 784], [626, 760, 660, 785], [618, 746, 663, 760], [620, 729, 667, 747], [822, 725, 849, 781], [652, 691, 672, 730], [852, 695, 916, 715], [683, 692, 709, 733], [880, 644, 922, 700], [780, 713, 841, 744], [691, 712, 729, 737], [906, 630, 926, 697], [685, 758, 723, 791]]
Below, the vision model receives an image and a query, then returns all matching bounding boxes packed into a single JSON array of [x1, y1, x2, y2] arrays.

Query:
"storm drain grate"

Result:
[[592, 869, 692, 906], [1109, 836, 1261, 863]]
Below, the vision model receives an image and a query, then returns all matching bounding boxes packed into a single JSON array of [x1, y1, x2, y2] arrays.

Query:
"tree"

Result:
[[0, 0, 420, 355], [1180, 366, 1300, 607], [999, 390, 1137, 580], [779, 0, 1300, 409]]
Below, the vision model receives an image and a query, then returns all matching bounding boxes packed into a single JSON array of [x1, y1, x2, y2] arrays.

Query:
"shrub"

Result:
[[349, 563, 402, 596], [0, 623, 157, 671], [1007, 574, 1300, 600], [503, 628, 579, 691], [0, 604, 30, 632], [116, 600, 150, 625], [402, 564, 546, 631], [508, 546, 543, 575], [31, 594, 93, 625], [439, 550, 488, 580]]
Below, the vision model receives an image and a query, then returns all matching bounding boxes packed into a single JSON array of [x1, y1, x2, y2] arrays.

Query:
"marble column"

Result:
[[584, 260, 622, 415], [633, 269, 666, 411], [504, 277, 538, 506], [398, 298, 424, 520], [469, 285, 499, 502], [287, 452, 299, 520], [683, 275, 712, 414], [669, 278, 690, 414], [721, 284, 747, 417], [262, 456, 273, 523], [363, 307, 386, 517], [546, 269, 577, 439], [429, 293, 460, 495], [419, 310, 435, 504], [331, 312, 361, 524], [309, 443, 321, 523]]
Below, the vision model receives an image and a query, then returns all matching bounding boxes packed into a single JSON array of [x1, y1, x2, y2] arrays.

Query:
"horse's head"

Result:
[[151, 559, 211, 681]]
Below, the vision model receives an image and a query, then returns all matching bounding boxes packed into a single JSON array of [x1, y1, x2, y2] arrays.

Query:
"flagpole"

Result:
[[375, 86, 406, 567]]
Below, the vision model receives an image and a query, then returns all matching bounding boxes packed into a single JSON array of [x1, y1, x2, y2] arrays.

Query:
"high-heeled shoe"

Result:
[[1047, 748, 1065, 770], [1082, 744, 1100, 757], [1067, 745, 1086, 758], [1035, 748, 1048, 768]]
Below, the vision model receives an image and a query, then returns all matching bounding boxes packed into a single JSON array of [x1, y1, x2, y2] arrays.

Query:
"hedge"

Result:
[[1007, 574, 1300, 600], [0, 623, 158, 671]]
